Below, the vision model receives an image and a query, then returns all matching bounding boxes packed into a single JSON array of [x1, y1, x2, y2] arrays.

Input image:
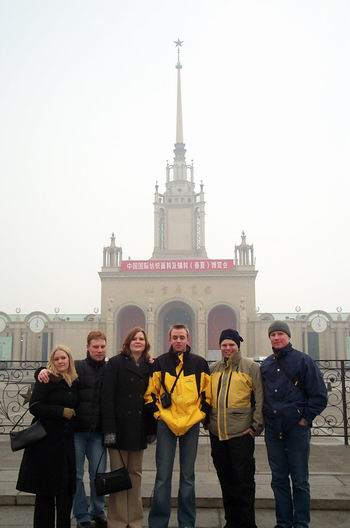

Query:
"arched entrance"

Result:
[[207, 305, 237, 361], [116, 305, 146, 351], [157, 301, 195, 355]]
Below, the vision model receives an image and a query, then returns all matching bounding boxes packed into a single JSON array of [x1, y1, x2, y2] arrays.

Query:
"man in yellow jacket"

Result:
[[144, 324, 211, 528], [209, 329, 264, 528]]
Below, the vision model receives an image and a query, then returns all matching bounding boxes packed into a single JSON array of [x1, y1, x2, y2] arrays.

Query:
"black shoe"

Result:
[[77, 523, 92, 528], [92, 517, 108, 528]]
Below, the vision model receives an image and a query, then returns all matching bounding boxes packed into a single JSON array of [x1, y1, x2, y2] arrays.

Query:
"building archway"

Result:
[[116, 305, 146, 351], [207, 305, 237, 361], [157, 301, 195, 355]]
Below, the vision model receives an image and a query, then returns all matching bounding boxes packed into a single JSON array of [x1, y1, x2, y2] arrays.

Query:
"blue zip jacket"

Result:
[[261, 344, 327, 434]]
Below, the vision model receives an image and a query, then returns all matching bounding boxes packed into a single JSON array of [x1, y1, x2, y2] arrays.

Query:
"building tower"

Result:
[[152, 40, 207, 259], [99, 41, 258, 357]]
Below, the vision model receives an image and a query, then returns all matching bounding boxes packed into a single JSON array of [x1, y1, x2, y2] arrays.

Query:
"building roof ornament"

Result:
[[175, 38, 184, 147]]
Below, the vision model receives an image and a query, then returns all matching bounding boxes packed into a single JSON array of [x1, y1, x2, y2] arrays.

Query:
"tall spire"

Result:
[[172, 39, 187, 179], [174, 38, 184, 144], [151, 39, 207, 259]]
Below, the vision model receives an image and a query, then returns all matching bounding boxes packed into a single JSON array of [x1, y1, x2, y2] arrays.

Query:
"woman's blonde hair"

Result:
[[47, 345, 78, 387]]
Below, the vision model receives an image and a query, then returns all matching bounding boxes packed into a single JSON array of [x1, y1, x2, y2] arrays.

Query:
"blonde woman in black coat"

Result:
[[101, 327, 156, 528], [17, 345, 78, 528]]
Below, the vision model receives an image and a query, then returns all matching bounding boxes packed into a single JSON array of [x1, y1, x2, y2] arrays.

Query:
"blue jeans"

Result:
[[149, 421, 200, 528], [265, 424, 311, 528], [73, 432, 106, 523]]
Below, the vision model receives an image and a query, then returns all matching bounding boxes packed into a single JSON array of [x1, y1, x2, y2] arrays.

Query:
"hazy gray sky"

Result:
[[1, 0, 349, 315]]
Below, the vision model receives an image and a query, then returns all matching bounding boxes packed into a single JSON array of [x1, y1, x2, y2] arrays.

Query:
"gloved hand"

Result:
[[104, 433, 117, 447], [63, 408, 76, 420]]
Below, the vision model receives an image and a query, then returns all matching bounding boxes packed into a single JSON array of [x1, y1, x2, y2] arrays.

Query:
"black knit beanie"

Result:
[[219, 329, 244, 348], [268, 320, 291, 338]]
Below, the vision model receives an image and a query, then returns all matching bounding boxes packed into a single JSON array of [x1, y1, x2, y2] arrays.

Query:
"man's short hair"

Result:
[[168, 324, 189, 338], [87, 330, 107, 346]]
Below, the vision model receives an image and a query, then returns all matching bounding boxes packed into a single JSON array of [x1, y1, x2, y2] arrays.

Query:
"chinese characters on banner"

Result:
[[120, 259, 235, 272]]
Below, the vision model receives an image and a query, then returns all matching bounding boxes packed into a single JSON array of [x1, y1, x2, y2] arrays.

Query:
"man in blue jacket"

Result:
[[261, 321, 327, 528]]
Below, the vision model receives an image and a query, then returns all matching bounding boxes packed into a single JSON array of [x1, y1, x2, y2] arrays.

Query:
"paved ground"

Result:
[[0, 436, 349, 527], [0, 506, 349, 528]]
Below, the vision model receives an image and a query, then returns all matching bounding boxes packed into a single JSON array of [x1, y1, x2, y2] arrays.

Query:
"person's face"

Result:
[[87, 338, 107, 361], [169, 328, 189, 354], [220, 339, 239, 359], [269, 331, 290, 350], [129, 331, 146, 355], [53, 350, 70, 373]]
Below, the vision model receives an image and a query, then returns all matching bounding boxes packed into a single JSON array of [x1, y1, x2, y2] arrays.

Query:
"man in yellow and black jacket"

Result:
[[144, 324, 210, 528], [209, 329, 263, 528]]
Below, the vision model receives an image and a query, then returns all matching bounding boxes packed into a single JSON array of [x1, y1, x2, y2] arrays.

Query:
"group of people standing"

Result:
[[16, 320, 327, 528]]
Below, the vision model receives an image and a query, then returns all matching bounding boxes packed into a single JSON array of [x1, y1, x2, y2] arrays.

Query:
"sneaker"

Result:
[[76, 523, 92, 528], [92, 517, 108, 528]]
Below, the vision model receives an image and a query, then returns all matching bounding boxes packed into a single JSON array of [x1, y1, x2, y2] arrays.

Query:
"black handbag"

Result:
[[10, 403, 47, 452], [95, 449, 132, 496]]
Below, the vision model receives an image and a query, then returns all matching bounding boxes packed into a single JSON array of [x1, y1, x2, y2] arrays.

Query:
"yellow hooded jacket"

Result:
[[144, 346, 211, 437], [209, 351, 264, 440]]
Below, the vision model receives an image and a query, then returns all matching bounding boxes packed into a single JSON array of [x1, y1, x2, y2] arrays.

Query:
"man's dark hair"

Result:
[[86, 330, 107, 346], [168, 324, 189, 338]]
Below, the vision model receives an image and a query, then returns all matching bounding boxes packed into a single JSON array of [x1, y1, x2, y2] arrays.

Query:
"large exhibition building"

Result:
[[1, 45, 349, 363]]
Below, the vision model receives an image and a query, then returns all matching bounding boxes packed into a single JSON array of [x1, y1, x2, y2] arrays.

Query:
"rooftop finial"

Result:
[[174, 38, 183, 69], [174, 39, 184, 144]]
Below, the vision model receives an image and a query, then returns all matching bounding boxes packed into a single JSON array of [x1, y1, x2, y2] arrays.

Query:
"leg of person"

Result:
[[148, 420, 177, 528], [56, 491, 73, 528], [57, 451, 75, 528], [126, 450, 144, 528], [34, 494, 55, 528], [107, 449, 129, 528], [265, 426, 293, 528], [177, 423, 200, 528], [285, 425, 311, 528], [226, 434, 257, 528], [209, 432, 235, 527], [73, 432, 91, 525], [86, 432, 107, 526]]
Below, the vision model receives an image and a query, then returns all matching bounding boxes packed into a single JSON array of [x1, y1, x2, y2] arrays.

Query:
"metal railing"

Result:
[[0, 360, 349, 444]]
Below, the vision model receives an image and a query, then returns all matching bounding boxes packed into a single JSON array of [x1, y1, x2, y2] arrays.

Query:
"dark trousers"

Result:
[[34, 492, 73, 528], [265, 425, 311, 528], [210, 432, 257, 528]]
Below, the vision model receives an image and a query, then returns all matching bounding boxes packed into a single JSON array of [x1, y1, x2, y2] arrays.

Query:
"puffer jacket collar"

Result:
[[86, 352, 106, 369]]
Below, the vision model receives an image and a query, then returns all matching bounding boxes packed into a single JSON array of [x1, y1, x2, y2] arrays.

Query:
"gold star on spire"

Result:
[[174, 39, 183, 47]]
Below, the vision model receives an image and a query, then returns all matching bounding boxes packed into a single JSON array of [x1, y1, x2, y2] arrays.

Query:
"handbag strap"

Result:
[[96, 448, 127, 476], [10, 402, 39, 432]]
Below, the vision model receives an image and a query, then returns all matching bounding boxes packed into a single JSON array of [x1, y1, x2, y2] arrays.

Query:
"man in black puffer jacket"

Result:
[[37, 331, 107, 528]]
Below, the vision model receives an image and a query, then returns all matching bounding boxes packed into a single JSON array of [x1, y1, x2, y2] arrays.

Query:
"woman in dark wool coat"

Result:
[[17, 345, 78, 528], [101, 327, 156, 528]]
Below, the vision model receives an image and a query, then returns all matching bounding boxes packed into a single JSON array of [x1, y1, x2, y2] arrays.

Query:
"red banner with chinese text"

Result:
[[120, 259, 235, 272]]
